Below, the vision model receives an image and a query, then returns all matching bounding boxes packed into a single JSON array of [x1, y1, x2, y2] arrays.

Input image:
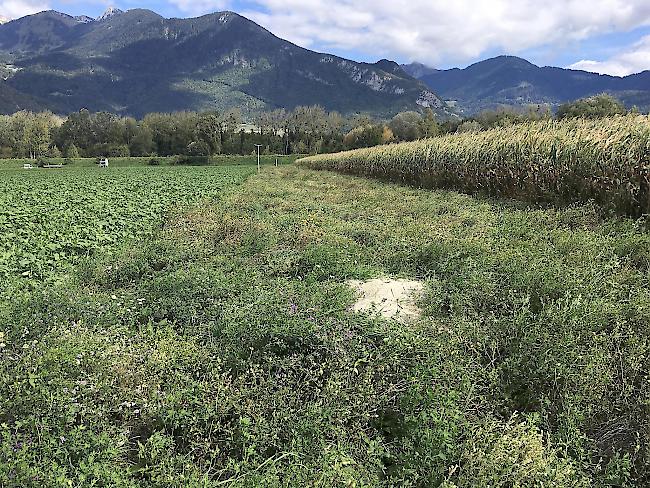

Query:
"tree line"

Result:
[[0, 105, 456, 159], [454, 94, 638, 133], [0, 94, 639, 159]]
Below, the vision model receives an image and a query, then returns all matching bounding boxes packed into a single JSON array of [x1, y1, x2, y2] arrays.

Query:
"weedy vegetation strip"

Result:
[[3, 166, 650, 485], [299, 114, 650, 216]]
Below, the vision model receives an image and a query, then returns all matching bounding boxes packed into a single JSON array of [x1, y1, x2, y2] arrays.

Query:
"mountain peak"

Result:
[[39, 10, 74, 19], [401, 62, 438, 79], [97, 6, 124, 21], [74, 15, 94, 24], [212, 11, 239, 22], [472, 55, 537, 70], [373, 59, 404, 75]]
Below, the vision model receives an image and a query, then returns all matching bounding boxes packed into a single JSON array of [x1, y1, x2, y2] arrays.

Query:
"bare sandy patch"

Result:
[[348, 278, 424, 322]]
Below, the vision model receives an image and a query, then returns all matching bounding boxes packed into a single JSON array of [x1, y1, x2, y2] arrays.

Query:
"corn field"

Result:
[[299, 115, 650, 216]]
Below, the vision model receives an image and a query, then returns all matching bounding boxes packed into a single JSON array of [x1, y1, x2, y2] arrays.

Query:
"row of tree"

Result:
[[0, 104, 457, 159], [453, 94, 638, 134], [0, 94, 639, 159]]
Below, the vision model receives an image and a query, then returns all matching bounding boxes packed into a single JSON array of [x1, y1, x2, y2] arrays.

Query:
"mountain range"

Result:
[[0, 8, 447, 118], [403, 57, 650, 114], [0, 8, 647, 118]]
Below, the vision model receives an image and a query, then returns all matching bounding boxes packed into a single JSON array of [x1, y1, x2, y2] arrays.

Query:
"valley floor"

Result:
[[1, 165, 649, 486]]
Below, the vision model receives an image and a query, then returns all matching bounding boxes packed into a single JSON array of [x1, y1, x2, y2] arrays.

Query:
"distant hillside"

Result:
[[401, 62, 438, 79], [0, 81, 49, 112], [0, 9, 448, 118], [414, 56, 650, 114]]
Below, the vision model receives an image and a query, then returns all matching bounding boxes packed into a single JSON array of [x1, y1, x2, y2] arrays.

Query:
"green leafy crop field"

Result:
[[0, 165, 254, 290]]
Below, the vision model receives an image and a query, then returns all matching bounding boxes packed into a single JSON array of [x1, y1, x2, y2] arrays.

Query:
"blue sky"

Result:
[[7, 0, 650, 75]]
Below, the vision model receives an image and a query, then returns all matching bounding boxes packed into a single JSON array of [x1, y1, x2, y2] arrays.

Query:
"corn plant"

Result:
[[299, 115, 650, 216]]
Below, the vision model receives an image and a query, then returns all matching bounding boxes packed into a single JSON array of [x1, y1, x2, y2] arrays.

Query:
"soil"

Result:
[[347, 278, 424, 322]]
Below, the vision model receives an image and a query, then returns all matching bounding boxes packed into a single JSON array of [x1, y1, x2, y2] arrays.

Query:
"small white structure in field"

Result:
[[99, 158, 109, 168], [23, 163, 33, 169]]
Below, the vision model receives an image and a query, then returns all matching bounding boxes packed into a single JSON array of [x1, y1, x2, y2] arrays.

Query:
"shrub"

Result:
[[174, 155, 210, 165], [445, 416, 589, 487], [557, 94, 627, 120], [48, 146, 61, 158], [389, 111, 423, 141], [186, 140, 210, 157], [456, 120, 482, 133], [108, 144, 130, 158], [343, 125, 388, 150], [65, 144, 80, 159]]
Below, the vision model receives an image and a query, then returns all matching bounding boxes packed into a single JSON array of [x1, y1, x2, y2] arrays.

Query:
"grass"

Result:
[[1, 165, 649, 485]]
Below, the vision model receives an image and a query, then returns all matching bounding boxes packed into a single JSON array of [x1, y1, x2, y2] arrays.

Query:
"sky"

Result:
[[3, 0, 650, 76]]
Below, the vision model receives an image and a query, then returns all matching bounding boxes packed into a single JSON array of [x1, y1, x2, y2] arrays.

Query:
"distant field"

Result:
[[0, 154, 300, 169]]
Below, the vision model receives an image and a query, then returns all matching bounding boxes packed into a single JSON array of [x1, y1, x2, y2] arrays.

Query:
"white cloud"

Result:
[[0, 0, 49, 19], [164, 0, 650, 68], [568, 35, 650, 76], [244, 0, 650, 66], [169, 0, 229, 16]]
